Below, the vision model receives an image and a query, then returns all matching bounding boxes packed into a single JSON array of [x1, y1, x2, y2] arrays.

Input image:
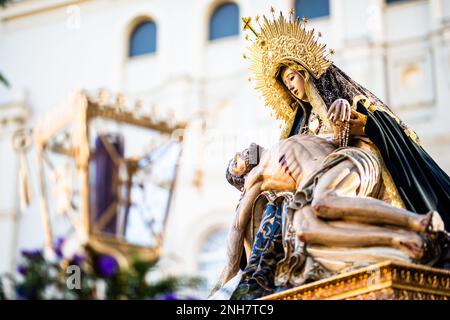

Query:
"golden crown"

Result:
[[242, 8, 333, 122]]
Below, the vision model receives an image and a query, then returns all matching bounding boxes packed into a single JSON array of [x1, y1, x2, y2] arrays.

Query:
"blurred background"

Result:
[[0, 0, 449, 299]]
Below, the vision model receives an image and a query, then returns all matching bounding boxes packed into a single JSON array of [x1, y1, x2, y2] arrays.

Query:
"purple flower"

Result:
[[97, 255, 118, 278], [17, 264, 27, 276], [161, 293, 178, 300], [160, 293, 198, 300], [70, 254, 85, 266], [21, 249, 43, 260], [53, 237, 65, 259]]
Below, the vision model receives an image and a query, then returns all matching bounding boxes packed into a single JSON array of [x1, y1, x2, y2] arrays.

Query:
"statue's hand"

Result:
[[348, 110, 367, 136], [327, 98, 351, 124], [328, 99, 367, 138]]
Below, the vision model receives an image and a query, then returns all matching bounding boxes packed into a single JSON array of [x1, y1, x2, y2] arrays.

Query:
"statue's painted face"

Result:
[[280, 67, 306, 101], [228, 150, 248, 177]]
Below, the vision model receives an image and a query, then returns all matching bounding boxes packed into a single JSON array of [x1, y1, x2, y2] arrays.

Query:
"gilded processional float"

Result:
[[13, 90, 186, 272]]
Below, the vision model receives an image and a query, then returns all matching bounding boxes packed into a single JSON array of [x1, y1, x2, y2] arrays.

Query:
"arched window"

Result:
[[197, 228, 228, 294], [129, 20, 157, 58], [209, 2, 239, 41], [295, 0, 330, 20]]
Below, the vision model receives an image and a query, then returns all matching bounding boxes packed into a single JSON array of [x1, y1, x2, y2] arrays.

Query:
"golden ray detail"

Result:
[[242, 11, 333, 122]]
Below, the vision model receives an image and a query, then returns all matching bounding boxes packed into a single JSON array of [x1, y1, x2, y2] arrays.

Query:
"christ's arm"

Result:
[[220, 181, 263, 286]]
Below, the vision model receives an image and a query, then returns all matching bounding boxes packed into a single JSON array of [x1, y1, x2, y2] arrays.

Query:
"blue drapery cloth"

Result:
[[231, 203, 288, 300]]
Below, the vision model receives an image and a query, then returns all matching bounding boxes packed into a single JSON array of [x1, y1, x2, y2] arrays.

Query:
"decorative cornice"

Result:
[[0, 102, 30, 130], [0, 0, 90, 22]]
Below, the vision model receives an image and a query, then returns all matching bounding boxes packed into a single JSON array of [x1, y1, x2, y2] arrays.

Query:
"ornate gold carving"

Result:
[[260, 261, 450, 300]]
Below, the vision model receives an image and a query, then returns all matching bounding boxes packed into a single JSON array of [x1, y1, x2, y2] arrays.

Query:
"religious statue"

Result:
[[220, 134, 445, 296], [211, 9, 450, 300]]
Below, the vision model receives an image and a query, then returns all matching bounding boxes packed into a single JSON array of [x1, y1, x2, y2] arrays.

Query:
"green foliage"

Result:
[[0, 73, 9, 88], [0, 0, 12, 8], [98, 257, 203, 300], [0, 278, 5, 300], [0, 247, 204, 300]]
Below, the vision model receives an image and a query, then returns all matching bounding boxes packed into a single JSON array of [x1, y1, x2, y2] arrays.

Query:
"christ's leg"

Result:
[[309, 160, 433, 232], [293, 205, 425, 260]]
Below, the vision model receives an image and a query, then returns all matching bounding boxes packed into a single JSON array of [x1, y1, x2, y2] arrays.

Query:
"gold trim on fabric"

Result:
[[304, 79, 333, 134], [354, 138, 406, 209], [279, 109, 296, 140], [351, 95, 421, 146]]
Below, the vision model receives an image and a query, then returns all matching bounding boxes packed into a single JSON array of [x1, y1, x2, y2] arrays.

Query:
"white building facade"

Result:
[[1, 0, 450, 296]]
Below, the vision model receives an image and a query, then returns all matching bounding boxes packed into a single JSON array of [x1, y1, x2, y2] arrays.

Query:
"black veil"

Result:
[[310, 65, 450, 229]]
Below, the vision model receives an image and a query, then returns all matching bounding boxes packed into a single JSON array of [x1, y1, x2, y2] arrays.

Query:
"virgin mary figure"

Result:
[[211, 10, 450, 300]]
